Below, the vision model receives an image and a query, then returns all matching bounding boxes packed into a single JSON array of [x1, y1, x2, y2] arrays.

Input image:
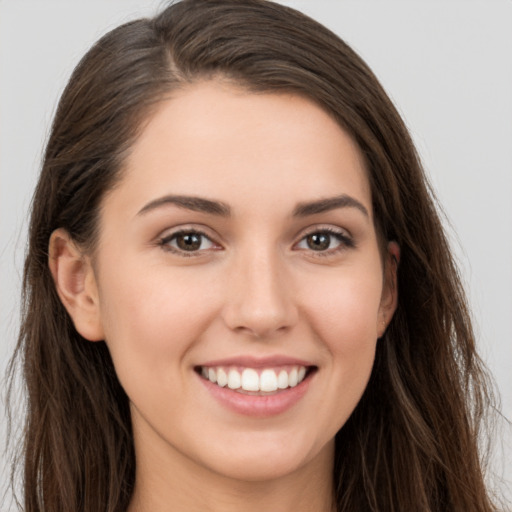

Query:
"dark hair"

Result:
[[7, 0, 500, 510]]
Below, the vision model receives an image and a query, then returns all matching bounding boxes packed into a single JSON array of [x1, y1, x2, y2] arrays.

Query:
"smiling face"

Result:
[[55, 80, 397, 491]]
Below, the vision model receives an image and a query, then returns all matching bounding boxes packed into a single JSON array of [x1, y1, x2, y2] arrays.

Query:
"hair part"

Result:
[[7, 1, 500, 511]]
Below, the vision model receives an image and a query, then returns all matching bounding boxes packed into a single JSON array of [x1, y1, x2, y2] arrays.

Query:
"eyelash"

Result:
[[297, 227, 355, 257], [158, 229, 218, 257], [157, 227, 355, 257]]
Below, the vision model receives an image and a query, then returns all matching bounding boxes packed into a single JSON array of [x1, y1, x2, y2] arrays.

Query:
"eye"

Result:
[[295, 228, 354, 253], [159, 230, 218, 255]]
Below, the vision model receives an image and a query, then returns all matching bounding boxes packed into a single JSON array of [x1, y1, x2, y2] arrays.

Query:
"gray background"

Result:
[[1, 0, 511, 508]]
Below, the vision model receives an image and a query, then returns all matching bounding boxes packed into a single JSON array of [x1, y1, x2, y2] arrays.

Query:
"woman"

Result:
[[6, 0, 502, 510]]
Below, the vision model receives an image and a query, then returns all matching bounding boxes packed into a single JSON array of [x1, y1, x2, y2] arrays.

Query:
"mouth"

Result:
[[194, 364, 317, 396]]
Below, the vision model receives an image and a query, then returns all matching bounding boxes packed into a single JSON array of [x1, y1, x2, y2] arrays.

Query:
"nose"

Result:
[[222, 247, 298, 339]]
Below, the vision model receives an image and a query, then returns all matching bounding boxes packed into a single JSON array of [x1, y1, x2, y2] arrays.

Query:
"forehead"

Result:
[[111, 80, 372, 219]]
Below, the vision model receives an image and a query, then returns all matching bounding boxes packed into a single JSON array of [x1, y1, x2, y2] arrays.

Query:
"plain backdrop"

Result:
[[1, 0, 511, 508]]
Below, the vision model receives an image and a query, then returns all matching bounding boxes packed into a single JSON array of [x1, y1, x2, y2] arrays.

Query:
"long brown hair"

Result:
[[7, 0, 500, 510]]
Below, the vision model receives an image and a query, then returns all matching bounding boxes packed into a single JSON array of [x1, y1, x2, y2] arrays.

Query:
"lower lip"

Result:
[[197, 372, 314, 418]]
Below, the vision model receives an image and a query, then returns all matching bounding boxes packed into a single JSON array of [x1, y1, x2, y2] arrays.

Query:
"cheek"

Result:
[[96, 261, 221, 385], [304, 268, 382, 348], [290, 267, 383, 439], [302, 266, 382, 398]]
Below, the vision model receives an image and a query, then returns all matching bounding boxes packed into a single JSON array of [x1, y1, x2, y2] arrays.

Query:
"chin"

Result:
[[191, 429, 334, 483]]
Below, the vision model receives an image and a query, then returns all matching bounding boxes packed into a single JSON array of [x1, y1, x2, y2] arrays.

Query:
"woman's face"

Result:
[[83, 81, 396, 482]]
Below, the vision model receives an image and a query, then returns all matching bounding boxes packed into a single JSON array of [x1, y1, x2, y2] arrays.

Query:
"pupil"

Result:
[[177, 233, 201, 251], [307, 233, 330, 251]]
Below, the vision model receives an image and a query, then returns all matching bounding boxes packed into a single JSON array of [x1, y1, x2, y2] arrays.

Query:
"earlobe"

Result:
[[378, 241, 400, 337], [48, 228, 104, 342]]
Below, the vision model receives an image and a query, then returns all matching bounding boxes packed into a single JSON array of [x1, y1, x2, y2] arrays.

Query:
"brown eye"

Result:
[[295, 229, 354, 254], [176, 233, 202, 251], [160, 230, 216, 254], [305, 233, 331, 251]]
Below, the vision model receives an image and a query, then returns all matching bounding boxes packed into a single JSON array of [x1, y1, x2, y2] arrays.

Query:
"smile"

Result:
[[198, 365, 308, 394], [195, 358, 317, 417]]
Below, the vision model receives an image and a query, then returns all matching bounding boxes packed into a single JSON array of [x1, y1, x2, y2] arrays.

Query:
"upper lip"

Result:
[[196, 355, 316, 368]]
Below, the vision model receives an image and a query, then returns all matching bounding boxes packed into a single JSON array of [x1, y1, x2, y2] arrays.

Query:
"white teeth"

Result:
[[289, 367, 298, 387], [216, 368, 228, 387], [277, 370, 289, 389], [260, 369, 278, 392], [241, 368, 259, 391], [202, 365, 309, 392], [227, 368, 241, 389]]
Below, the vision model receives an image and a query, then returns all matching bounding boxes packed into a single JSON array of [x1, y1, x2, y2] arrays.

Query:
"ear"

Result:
[[377, 241, 400, 338], [48, 228, 104, 342]]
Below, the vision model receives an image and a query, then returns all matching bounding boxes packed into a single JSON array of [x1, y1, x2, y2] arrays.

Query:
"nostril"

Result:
[[221, 275, 299, 337]]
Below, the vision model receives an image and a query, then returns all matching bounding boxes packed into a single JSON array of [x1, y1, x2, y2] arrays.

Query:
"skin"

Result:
[[49, 81, 398, 512]]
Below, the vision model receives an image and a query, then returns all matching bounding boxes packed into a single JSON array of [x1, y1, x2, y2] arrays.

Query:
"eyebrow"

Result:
[[137, 195, 231, 217], [136, 193, 368, 218], [292, 194, 369, 218]]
